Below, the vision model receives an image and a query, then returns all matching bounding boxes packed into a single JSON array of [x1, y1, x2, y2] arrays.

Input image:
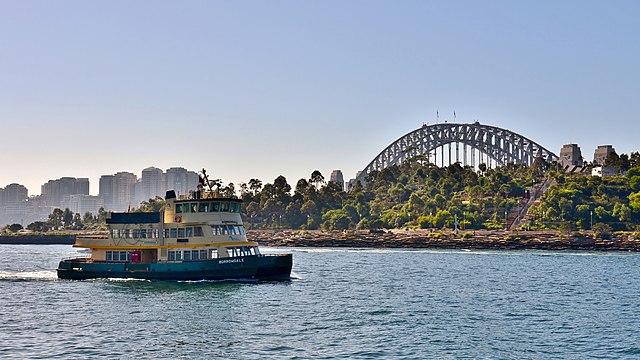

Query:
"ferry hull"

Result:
[[57, 254, 292, 281]]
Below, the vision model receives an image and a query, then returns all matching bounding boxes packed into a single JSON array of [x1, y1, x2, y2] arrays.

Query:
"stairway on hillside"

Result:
[[508, 177, 555, 230]]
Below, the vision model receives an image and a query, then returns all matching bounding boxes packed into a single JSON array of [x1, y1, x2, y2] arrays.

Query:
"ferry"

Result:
[[57, 176, 292, 281]]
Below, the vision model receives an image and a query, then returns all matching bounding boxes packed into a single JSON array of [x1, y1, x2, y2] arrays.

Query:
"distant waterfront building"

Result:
[[3, 183, 28, 204], [140, 166, 165, 202], [329, 170, 345, 191], [41, 177, 90, 207], [559, 144, 584, 168], [99, 172, 137, 211], [165, 167, 199, 197], [99, 175, 115, 210], [593, 145, 615, 166], [113, 172, 137, 212], [0, 183, 29, 225], [63, 195, 105, 215]]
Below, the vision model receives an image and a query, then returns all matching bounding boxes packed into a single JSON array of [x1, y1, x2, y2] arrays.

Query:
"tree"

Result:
[[82, 212, 96, 226], [62, 208, 74, 229], [6, 223, 23, 232], [221, 183, 236, 198], [97, 207, 109, 224], [592, 223, 613, 239], [629, 192, 640, 212], [48, 208, 64, 230], [248, 178, 263, 194], [136, 197, 167, 212], [309, 170, 325, 189], [27, 221, 50, 232], [73, 213, 83, 229], [321, 209, 352, 230]]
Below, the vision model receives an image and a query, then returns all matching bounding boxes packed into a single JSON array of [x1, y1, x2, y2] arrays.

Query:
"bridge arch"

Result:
[[355, 122, 558, 184]]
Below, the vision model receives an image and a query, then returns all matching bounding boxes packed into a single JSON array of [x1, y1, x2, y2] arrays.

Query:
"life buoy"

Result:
[[175, 215, 182, 223]]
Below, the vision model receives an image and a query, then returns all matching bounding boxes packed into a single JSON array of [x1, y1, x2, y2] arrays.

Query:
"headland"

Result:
[[247, 229, 640, 252]]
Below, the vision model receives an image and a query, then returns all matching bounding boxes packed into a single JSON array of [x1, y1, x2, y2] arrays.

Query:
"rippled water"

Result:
[[1, 245, 640, 359]]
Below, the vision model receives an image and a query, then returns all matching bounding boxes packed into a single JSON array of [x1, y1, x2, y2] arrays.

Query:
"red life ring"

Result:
[[175, 215, 182, 223]]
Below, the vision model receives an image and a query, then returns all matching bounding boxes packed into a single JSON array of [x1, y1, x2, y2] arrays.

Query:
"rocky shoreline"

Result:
[[247, 229, 640, 252], [2, 230, 639, 251]]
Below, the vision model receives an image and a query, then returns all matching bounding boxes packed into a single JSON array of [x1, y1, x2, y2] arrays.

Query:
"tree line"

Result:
[[5, 150, 640, 234]]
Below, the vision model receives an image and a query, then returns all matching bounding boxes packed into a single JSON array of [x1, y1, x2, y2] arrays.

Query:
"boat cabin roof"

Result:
[[174, 197, 242, 203], [107, 212, 161, 224]]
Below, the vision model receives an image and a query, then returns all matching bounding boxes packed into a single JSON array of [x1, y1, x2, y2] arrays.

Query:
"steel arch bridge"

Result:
[[355, 122, 558, 184]]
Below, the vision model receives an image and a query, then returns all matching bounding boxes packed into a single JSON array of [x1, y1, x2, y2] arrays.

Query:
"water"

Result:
[[1, 245, 640, 359]]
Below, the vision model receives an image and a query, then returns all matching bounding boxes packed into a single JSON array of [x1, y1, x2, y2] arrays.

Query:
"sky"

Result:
[[1, 0, 639, 195]]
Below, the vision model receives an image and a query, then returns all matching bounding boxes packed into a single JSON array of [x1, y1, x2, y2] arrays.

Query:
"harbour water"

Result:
[[1, 245, 639, 359]]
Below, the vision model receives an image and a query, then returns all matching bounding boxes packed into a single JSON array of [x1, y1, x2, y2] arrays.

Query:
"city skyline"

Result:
[[2, 1, 639, 195]]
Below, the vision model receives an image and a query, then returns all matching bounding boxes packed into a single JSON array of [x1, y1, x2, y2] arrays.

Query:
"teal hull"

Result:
[[57, 254, 292, 281]]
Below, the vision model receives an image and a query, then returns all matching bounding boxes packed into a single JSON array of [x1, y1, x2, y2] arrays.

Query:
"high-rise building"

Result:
[[3, 183, 28, 204], [41, 177, 90, 207], [99, 175, 115, 210], [140, 167, 165, 202], [113, 172, 137, 211], [165, 167, 199, 197], [98, 172, 136, 211]]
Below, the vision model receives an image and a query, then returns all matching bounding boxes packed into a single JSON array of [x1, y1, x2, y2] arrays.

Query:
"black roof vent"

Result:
[[165, 190, 176, 200]]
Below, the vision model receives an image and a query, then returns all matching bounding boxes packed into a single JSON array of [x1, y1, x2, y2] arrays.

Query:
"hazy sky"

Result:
[[2, 1, 639, 195]]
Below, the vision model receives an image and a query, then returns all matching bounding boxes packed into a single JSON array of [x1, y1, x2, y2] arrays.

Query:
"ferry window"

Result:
[[178, 228, 185, 238], [170, 228, 177, 238], [183, 251, 191, 261], [200, 250, 208, 259], [255, 247, 261, 255], [199, 202, 209, 212], [239, 226, 245, 235], [120, 251, 127, 261], [175, 251, 182, 261], [230, 203, 240, 213], [191, 250, 199, 260], [168, 251, 175, 261], [194, 227, 203, 237], [183, 204, 191, 213], [222, 226, 229, 235], [190, 203, 198, 213], [153, 229, 159, 238], [186, 227, 193, 237], [176, 204, 183, 213], [211, 202, 220, 212], [220, 202, 229, 212], [163, 229, 170, 238], [106, 251, 113, 261], [139, 229, 147, 238], [234, 226, 243, 235], [210, 249, 218, 259]]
